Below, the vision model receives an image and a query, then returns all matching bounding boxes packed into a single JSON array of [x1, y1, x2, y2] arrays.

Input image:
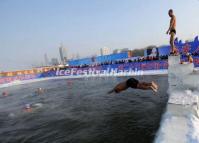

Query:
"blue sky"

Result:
[[0, 0, 199, 71]]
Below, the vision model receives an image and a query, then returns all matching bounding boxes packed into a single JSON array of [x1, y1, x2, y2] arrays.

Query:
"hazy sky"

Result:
[[0, 0, 199, 71]]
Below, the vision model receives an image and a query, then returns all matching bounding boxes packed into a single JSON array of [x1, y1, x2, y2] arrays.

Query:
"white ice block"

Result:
[[168, 75, 182, 87], [168, 55, 181, 66], [168, 63, 194, 88], [168, 89, 199, 106], [155, 56, 199, 143], [182, 73, 199, 89], [154, 106, 189, 143], [168, 63, 194, 76]]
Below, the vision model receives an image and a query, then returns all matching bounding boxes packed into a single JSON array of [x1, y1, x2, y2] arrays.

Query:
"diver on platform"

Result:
[[166, 9, 178, 55], [108, 78, 158, 94]]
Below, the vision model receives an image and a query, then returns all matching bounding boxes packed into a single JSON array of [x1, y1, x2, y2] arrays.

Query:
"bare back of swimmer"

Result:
[[108, 78, 158, 94]]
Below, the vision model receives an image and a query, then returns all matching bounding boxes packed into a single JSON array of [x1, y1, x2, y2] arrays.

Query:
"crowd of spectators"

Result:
[[68, 55, 169, 68], [192, 52, 199, 56], [51, 52, 199, 71], [180, 52, 199, 59], [59, 51, 199, 69]]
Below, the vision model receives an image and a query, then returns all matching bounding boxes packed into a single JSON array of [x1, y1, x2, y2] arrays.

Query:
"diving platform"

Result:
[[154, 55, 199, 143]]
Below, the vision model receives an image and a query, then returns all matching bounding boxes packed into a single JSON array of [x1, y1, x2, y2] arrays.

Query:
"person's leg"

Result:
[[137, 83, 158, 92], [137, 84, 151, 90], [137, 83, 152, 90], [151, 81, 158, 89], [170, 32, 175, 53], [150, 86, 158, 92], [140, 82, 158, 90], [141, 82, 152, 86]]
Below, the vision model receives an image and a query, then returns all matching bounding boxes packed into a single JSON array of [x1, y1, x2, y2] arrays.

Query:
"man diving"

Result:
[[108, 78, 158, 94], [166, 9, 178, 55]]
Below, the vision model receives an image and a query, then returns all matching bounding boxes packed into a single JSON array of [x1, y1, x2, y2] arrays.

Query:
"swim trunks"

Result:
[[170, 29, 176, 34], [126, 78, 139, 88]]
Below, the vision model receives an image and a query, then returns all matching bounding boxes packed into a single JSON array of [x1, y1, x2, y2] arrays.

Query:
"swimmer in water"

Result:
[[108, 78, 158, 94], [35, 88, 45, 95], [24, 104, 32, 112], [2, 91, 8, 97]]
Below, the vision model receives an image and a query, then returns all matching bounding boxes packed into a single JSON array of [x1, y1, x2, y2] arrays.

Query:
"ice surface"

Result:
[[182, 74, 199, 89], [186, 115, 199, 143], [154, 55, 199, 143], [168, 56, 194, 89], [168, 55, 181, 66], [168, 63, 194, 76], [155, 109, 199, 143], [154, 112, 188, 143], [168, 90, 199, 106]]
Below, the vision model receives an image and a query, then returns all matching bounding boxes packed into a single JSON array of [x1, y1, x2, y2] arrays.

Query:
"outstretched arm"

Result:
[[107, 89, 115, 94], [108, 81, 129, 94]]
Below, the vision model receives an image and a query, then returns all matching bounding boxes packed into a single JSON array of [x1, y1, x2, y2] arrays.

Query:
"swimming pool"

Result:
[[0, 75, 168, 143]]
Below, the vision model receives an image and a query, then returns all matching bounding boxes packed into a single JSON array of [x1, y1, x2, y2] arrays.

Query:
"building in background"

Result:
[[51, 58, 59, 66], [113, 49, 121, 54], [113, 48, 129, 54], [100, 47, 111, 56], [59, 44, 67, 64], [120, 48, 129, 53], [44, 53, 49, 66]]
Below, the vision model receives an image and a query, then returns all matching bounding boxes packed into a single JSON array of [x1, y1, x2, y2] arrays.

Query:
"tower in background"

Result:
[[59, 44, 67, 64], [44, 53, 49, 66]]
